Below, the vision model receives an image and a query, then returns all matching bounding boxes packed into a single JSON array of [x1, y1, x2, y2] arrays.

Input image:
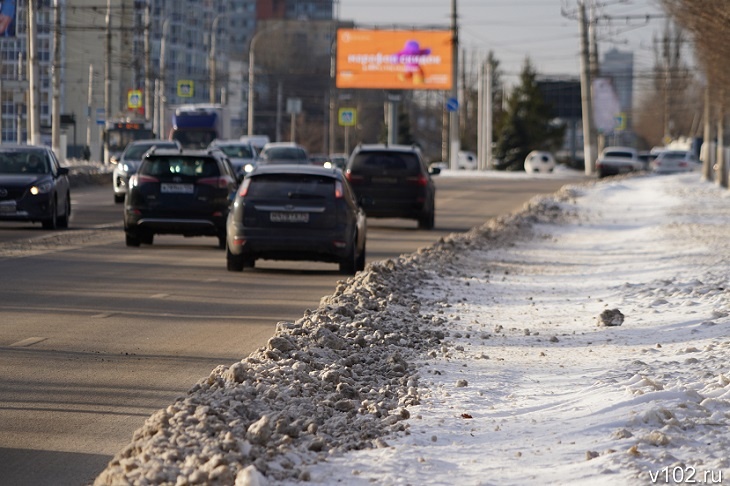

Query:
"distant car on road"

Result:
[[226, 164, 366, 274], [595, 146, 644, 178], [0, 144, 71, 229], [124, 147, 238, 248], [651, 150, 699, 174], [208, 139, 257, 178], [345, 144, 439, 229], [112, 139, 180, 203], [258, 142, 310, 165]]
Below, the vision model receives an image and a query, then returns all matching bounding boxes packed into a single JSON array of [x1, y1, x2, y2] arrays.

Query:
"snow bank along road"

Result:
[[95, 173, 730, 485]]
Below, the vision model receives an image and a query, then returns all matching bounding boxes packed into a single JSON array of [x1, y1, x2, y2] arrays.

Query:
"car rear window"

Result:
[[603, 151, 634, 158], [247, 173, 335, 199], [124, 143, 176, 159], [217, 145, 254, 159], [349, 151, 421, 175], [140, 156, 220, 179], [261, 147, 308, 161]]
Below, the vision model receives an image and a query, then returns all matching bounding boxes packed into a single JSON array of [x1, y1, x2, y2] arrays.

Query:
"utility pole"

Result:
[[144, 1, 152, 124], [159, 18, 170, 139], [27, 1, 41, 145], [52, 0, 62, 160], [701, 85, 713, 182], [104, 0, 112, 163], [578, 0, 596, 175], [86, 64, 93, 149], [448, 0, 460, 169], [209, 15, 221, 104]]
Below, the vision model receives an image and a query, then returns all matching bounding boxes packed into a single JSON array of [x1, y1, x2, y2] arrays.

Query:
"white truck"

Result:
[[170, 104, 231, 149]]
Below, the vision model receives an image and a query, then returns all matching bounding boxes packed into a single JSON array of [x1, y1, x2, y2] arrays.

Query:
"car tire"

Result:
[[114, 193, 125, 204], [41, 199, 58, 230], [227, 245, 244, 272], [356, 240, 366, 272], [57, 193, 70, 229], [339, 237, 358, 275], [125, 232, 141, 247], [418, 204, 435, 230]]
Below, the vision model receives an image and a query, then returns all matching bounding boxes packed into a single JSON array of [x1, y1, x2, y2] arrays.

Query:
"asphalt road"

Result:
[[0, 172, 586, 485]]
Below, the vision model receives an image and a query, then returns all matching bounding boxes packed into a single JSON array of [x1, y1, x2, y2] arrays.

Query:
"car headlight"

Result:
[[30, 181, 53, 195], [121, 163, 131, 173], [244, 163, 255, 173]]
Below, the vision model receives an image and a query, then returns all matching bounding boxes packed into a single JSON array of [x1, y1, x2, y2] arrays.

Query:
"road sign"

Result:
[[338, 108, 357, 127], [177, 80, 194, 98], [446, 97, 459, 112], [287, 98, 302, 115], [96, 108, 105, 125], [128, 89, 143, 109], [615, 112, 626, 131]]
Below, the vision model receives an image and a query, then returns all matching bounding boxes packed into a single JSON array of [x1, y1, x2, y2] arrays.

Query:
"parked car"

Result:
[[226, 164, 366, 274], [112, 139, 180, 203], [124, 147, 238, 248], [208, 139, 257, 178], [0, 144, 71, 229], [651, 150, 700, 174], [344, 144, 439, 229], [257, 142, 310, 165], [595, 146, 644, 178], [524, 150, 556, 173]]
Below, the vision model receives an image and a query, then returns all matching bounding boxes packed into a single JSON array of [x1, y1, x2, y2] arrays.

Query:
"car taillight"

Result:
[[198, 176, 230, 188], [406, 174, 428, 186], [238, 178, 251, 197], [335, 181, 344, 199], [345, 171, 364, 184], [679, 161, 687, 167], [136, 174, 159, 185]]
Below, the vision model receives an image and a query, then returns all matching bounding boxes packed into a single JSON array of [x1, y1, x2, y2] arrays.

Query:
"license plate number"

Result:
[[270, 211, 309, 223], [160, 183, 194, 194], [371, 176, 398, 184], [0, 202, 16, 213]]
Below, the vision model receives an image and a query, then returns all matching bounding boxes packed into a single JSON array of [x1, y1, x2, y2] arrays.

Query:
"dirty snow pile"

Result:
[[96, 173, 730, 486]]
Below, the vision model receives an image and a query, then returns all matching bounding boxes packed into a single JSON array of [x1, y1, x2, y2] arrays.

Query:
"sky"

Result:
[[95, 167, 730, 485], [338, 0, 670, 91]]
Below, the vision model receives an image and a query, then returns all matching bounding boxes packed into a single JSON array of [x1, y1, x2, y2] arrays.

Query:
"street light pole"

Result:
[[159, 18, 170, 138], [209, 15, 221, 104], [247, 21, 284, 137]]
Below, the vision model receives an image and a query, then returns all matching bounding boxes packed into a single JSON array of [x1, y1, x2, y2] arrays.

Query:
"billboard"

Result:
[[0, 0, 17, 37], [336, 29, 453, 90]]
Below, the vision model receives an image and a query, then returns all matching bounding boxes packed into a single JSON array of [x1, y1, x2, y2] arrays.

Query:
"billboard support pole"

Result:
[[448, 0, 460, 170]]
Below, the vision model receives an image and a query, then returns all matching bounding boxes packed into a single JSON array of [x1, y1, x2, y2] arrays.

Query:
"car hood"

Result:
[[119, 160, 142, 171], [0, 174, 50, 187]]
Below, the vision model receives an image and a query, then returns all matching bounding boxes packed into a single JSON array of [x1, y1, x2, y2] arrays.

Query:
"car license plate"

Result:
[[0, 201, 17, 213], [371, 176, 398, 184], [270, 211, 309, 223], [160, 183, 194, 194]]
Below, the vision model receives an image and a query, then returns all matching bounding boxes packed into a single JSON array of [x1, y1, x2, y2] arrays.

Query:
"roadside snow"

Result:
[[95, 172, 730, 486]]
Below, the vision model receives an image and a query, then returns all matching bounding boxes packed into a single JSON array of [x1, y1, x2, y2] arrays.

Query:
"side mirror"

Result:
[[109, 155, 119, 165], [429, 167, 441, 175], [57, 167, 70, 176]]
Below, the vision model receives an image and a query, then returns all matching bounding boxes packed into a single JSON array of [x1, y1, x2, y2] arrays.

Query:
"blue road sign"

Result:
[[446, 97, 459, 112]]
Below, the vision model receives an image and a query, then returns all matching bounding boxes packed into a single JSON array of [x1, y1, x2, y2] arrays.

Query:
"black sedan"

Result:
[[0, 144, 71, 229], [226, 164, 367, 274]]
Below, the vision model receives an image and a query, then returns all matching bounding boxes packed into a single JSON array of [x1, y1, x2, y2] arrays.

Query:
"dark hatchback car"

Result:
[[0, 145, 71, 229], [226, 164, 366, 274], [124, 148, 238, 248], [344, 144, 439, 229]]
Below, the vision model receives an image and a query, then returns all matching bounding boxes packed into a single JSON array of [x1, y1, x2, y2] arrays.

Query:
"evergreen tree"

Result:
[[494, 58, 565, 171]]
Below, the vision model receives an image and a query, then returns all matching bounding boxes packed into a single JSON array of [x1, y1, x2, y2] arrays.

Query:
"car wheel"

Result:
[[356, 240, 366, 272], [42, 199, 58, 230], [114, 193, 125, 204], [418, 205, 435, 230], [339, 238, 358, 275], [125, 232, 141, 247], [226, 245, 244, 272], [57, 193, 70, 228]]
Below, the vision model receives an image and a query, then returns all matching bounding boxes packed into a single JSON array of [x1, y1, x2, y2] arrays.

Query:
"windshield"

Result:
[[0, 150, 50, 174], [216, 145, 254, 159], [260, 147, 308, 161], [123, 142, 176, 160]]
